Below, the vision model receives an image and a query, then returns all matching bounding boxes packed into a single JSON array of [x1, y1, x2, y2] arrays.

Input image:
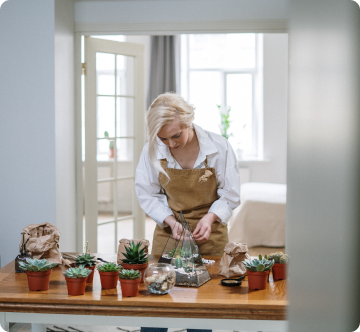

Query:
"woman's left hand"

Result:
[[192, 212, 219, 241]]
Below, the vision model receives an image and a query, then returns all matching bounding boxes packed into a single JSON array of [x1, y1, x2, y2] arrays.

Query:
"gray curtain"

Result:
[[147, 36, 178, 109]]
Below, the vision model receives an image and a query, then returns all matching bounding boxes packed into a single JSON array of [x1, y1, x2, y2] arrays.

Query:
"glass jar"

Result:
[[144, 263, 176, 295]]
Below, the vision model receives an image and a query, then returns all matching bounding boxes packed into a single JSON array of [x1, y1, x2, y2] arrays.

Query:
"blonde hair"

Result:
[[146, 92, 195, 178]]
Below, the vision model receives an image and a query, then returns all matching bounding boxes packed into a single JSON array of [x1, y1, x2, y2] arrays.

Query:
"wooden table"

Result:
[[0, 254, 288, 332]]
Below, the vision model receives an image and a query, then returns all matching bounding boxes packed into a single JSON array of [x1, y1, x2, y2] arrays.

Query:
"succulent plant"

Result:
[[119, 269, 142, 280], [175, 257, 183, 269], [74, 253, 97, 267], [167, 248, 176, 258], [63, 266, 91, 279], [122, 241, 148, 265], [243, 255, 274, 272], [268, 252, 289, 264], [19, 258, 57, 272], [96, 262, 122, 272]]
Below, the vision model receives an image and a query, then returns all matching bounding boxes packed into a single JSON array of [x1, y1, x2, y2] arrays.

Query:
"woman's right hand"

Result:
[[164, 215, 184, 240]]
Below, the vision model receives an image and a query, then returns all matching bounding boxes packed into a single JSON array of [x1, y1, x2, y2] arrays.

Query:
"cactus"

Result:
[[19, 258, 57, 272], [243, 255, 274, 272], [63, 266, 91, 279], [268, 252, 289, 264], [75, 253, 97, 267], [175, 257, 183, 269], [96, 262, 122, 272], [119, 269, 141, 280]]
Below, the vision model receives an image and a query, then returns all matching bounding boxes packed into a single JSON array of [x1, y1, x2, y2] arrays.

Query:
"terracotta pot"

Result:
[[110, 148, 114, 158], [65, 277, 87, 296], [272, 263, 287, 280], [122, 263, 148, 283], [99, 271, 119, 289], [119, 278, 141, 297], [76, 265, 96, 283], [25, 270, 52, 291], [247, 270, 269, 290]]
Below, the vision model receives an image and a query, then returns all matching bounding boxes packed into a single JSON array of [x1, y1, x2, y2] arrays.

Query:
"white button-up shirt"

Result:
[[135, 123, 240, 228]]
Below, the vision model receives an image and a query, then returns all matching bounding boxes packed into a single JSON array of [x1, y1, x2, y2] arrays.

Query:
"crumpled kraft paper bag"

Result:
[[117, 238, 150, 264], [21, 223, 70, 266], [219, 242, 251, 278]]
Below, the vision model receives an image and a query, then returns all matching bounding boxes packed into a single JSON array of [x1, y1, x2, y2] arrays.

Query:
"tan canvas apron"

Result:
[[151, 157, 228, 256]]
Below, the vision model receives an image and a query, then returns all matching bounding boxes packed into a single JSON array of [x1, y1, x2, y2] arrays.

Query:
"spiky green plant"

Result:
[[167, 248, 176, 258], [268, 252, 289, 264], [119, 269, 141, 280], [19, 258, 57, 272], [122, 241, 148, 265], [96, 262, 122, 272], [243, 255, 274, 272], [175, 257, 183, 269], [74, 253, 97, 267], [63, 266, 91, 279]]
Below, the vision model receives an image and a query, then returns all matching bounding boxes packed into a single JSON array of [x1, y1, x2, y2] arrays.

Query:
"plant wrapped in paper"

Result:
[[268, 251, 289, 280], [63, 266, 91, 296], [243, 255, 275, 290], [121, 241, 149, 283], [97, 262, 122, 289], [74, 253, 97, 283], [20, 258, 57, 291], [119, 269, 142, 297]]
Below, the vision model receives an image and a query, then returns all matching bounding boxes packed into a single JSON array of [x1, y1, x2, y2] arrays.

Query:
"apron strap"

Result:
[[160, 159, 167, 169], [204, 157, 208, 168]]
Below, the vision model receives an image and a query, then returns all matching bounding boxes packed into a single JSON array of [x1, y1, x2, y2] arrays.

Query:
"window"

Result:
[[180, 34, 263, 159]]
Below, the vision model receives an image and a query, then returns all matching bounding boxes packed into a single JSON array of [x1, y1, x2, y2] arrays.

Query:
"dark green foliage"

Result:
[[75, 253, 97, 267], [96, 262, 122, 272], [122, 241, 148, 265], [19, 258, 57, 272], [243, 256, 275, 272], [63, 266, 91, 278], [119, 269, 141, 280]]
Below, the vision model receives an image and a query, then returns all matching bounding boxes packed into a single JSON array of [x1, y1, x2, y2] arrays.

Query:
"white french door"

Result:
[[84, 37, 145, 253]]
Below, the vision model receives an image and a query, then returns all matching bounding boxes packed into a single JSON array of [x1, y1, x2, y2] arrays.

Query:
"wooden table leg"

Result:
[[0, 312, 10, 332]]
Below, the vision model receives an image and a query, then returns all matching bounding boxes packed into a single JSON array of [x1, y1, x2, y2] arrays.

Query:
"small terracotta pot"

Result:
[[25, 270, 52, 291], [122, 263, 148, 283], [247, 270, 269, 290], [76, 265, 96, 283], [119, 278, 141, 297], [272, 263, 287, 280], [99, 271, 119, 289], [65, 277, 87, 296]]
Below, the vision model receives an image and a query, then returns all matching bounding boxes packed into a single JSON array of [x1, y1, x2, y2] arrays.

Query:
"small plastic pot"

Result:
[[272, 263, 287, 280], [65, 277, 87, 296], [99, 271, 119, 289], [119, 278, 141, 297], [247, 270, 269, 290], [122, 263, 148, 283], [25, 270, 52, 291]]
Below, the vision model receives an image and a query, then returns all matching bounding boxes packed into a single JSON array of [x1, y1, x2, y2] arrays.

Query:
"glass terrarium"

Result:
[[144, 263, 176, 294], [158, 213, 211, 287]]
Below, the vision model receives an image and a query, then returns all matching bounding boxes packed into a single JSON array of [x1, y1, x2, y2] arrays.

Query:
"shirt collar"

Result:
[[155, 123, 218, 165]]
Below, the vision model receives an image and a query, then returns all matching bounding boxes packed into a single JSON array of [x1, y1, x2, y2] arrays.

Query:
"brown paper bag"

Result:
[[21, 223, 66, 265], [219, 242, 251, 278], [117, 238, 150, 264]]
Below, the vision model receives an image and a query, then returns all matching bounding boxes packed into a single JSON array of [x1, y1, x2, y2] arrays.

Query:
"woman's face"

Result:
[[157, 117, 191, 151]]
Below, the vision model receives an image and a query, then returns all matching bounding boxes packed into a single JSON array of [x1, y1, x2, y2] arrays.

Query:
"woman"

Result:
[[135, 92, 240, 332]]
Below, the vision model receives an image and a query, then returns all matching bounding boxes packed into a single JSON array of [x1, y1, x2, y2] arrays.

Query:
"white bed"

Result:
[[228, 182, 287, 247]]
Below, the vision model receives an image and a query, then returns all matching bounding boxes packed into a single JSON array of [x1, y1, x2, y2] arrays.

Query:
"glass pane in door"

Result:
[[116, 55, 134, 96], [96, 53, 115, 95], [116, 97, 134, 137]]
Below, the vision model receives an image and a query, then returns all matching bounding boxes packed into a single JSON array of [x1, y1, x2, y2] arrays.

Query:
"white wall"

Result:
[[287, 0, 360, 330], [0, 0, 56, 267], [55, 0, 76, 251]]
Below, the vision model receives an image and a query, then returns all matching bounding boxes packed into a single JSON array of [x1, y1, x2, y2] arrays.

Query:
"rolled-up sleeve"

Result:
[[208, 140, 240, 225], [135, 146, 173, 228]]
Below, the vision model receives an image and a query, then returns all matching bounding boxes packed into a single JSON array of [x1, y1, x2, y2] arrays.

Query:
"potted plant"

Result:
[[121, 241, 148, 283], [104, 131, 115, 158], [268, 252, 289, 280], [119, 269, 142, 297], [74, 253, 97, 283], [63, 266, 92, 296], [19, 258, 57, 291], [243, 255, 274, 290], [97, 262, 122, 289]]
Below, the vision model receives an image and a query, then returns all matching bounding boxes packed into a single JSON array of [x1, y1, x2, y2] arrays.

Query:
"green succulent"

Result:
[[122, 241, 148, 265], [175, 257, 183, 269], [268, 252, 289, 264], [19, 258, 57, 272], [119, 269, 141, 280], [96, 262, 122, 272], [63, 266, 91, 279], [167, 248, 176, 258], [243, 255, 274, 272], [74, 253, 97, 267]]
